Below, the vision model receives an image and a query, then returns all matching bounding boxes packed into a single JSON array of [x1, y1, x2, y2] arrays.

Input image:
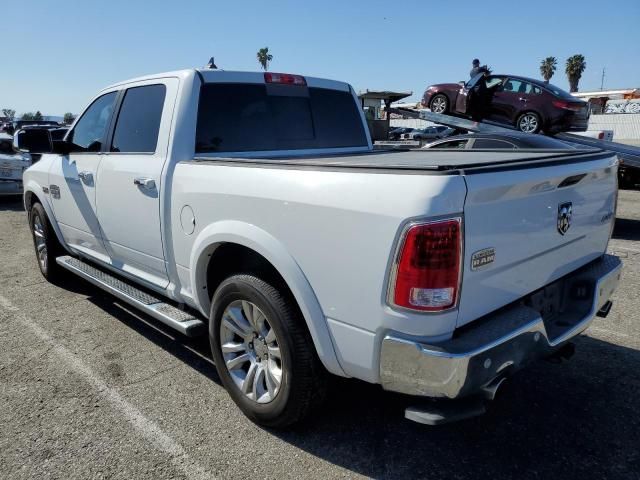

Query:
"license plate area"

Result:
[[525, 271, 596, 341]]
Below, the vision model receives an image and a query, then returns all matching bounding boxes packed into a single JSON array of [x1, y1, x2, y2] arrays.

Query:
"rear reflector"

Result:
[[264, 72, 307, 86], [390, 218, 462, 312], [552, 100, 584, 112]]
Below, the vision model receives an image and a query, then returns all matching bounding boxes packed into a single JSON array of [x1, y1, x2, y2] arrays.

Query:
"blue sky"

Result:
[[3, 0, 639, 115]]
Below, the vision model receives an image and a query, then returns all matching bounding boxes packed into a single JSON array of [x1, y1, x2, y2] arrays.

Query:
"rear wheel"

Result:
[[430, 94, 449, 114], [29, 202, 65, 282], [516, 112, 541, 133], [210, 274, 327, 428]]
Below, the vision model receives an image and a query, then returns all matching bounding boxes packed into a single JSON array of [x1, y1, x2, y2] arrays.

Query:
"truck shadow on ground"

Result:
[[613, 217, 640, 241], [276, 335, 640, 480], [0, 196, 23, 212], [71, 276, 640, 480]]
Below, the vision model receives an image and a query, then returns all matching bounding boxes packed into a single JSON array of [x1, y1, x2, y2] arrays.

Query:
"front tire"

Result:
[[29, 202, 65, 282], [516, 112, 541, 133], [430, 94, 449, 114], [210, 274, 327, 428]]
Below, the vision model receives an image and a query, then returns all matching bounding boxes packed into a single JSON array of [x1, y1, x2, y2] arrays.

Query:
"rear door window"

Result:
[[195, 83, 368, 153], [432, 139, 469, 149], [472, 138, 516, 149], [111, 84, 166, 153], [503, 79, 536, 95]]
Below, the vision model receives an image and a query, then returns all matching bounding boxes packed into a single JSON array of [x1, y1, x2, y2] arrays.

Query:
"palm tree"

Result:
[[539, 57, 557, 83], [565, 54, 587, 92], [256, 47, 273, 71]]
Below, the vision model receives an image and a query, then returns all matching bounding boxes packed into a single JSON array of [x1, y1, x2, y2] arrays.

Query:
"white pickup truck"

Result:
[[17, 69, 622, 427]]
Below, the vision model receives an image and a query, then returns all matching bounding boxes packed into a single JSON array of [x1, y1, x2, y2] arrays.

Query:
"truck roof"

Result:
[[102, 69, 351, 93]]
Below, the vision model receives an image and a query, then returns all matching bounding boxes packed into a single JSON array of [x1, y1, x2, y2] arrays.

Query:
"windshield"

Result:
[[196, 84, 368, 153]]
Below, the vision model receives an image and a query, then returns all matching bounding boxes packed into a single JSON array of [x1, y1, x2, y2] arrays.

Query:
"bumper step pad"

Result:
[[56, 256, 205, 336]]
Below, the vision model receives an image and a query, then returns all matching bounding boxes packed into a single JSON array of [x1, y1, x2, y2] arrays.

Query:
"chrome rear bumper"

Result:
[[380, 254, 622, 399]]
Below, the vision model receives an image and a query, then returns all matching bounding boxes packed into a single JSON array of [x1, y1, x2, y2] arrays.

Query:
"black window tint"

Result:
[[434, 140, 468, 149], [69, 92, 117, 152], [111, 85, 166, 153], [473, 139, 516, 149], [195, 84, 367, 153]]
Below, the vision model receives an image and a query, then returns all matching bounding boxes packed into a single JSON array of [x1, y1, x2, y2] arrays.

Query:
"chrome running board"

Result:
[[56, 256, 205, 337]]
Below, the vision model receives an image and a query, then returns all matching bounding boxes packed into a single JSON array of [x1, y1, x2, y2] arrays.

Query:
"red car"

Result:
[[422, 73, 590, 134]]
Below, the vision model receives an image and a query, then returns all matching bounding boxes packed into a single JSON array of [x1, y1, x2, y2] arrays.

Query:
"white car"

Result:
[[0, 133, 31, 195], [18, 68, 622, 427]]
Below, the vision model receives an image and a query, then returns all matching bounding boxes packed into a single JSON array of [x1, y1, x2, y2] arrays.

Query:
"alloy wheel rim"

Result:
[[32, 213, 47, 271], [431, 96, 447, 113], [219, 300, 283, 404], [520, 114, 538, 133]]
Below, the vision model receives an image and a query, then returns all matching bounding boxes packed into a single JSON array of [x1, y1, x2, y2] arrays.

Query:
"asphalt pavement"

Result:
[[0, 189, 639, 480]]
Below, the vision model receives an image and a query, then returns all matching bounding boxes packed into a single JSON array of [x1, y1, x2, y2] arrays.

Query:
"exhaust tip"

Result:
[[481, 377, 506, 402], [597, 300, 613, 318]]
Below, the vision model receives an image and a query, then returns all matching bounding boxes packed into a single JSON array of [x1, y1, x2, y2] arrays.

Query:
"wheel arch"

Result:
[[189, 220, 346, 377], [23, 183, 69, 252]]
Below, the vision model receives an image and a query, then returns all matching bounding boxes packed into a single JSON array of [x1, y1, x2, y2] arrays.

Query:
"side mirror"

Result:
[[13, 128, 71, 155], [13, 128, 53, 154]]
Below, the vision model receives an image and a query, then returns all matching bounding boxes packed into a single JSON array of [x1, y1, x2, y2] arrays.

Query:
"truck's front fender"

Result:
[[189, 220, 347, 377], [23, 179, 70, 253]]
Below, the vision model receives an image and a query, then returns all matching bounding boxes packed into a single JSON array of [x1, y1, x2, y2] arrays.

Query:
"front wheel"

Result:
[[209, 274, 327, 428], [29, 202, 65, 282], [516, 112, 541, 133], [430, 94, 449, 114]]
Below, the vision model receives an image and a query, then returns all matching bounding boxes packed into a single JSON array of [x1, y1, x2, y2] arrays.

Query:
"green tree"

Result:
[[21, 112, 35, 120], [2, 108, 16, 120], [256, 47, 273, 71], [539, 56, 557, 83], [565, 54, 587, 92], [63, 112, 76, 124], [34, 111, 43, 121]]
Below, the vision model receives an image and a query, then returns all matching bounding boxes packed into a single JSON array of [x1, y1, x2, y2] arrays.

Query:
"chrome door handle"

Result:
[[519, 97, 528, 102], [77, 171, 93, 183], [134, 177, 156, 190]]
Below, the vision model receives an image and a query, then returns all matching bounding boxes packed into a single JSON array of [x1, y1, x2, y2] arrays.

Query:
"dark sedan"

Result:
[[388, 127, 414, 140], [421, 74, 590, 134], [423, 132, 576, 150]]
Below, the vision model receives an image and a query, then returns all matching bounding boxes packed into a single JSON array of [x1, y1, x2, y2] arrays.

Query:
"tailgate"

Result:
[[457, 153, 617, 327]]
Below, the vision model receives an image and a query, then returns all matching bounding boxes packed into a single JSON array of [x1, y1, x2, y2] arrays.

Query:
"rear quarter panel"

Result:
[[170, 162, 467, 381]]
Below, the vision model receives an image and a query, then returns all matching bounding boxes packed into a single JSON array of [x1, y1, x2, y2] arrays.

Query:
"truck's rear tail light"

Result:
[[390, 218, 462, 312], [552, 100, 583, 112], [264, 72, 307, 86]]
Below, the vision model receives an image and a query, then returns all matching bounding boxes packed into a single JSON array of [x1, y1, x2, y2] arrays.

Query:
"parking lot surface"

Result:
[[1, 190, 639, 480]]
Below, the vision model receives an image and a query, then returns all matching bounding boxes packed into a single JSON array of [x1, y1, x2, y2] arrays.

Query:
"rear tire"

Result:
[[430, 94, 449, 114], [516, 112, 542, 133], [210, 274, 327, 428], [28, 202, 65, 283]]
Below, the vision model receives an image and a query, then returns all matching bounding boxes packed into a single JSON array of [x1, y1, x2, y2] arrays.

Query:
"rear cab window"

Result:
[[195, 83, 368, 153]]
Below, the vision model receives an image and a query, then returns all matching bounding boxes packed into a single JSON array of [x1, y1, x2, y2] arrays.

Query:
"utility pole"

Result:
[[600, 67, 605, 90]]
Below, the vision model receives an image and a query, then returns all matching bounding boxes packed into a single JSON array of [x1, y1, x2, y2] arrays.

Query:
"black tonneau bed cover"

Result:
[[192, 147, 609, 173]]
